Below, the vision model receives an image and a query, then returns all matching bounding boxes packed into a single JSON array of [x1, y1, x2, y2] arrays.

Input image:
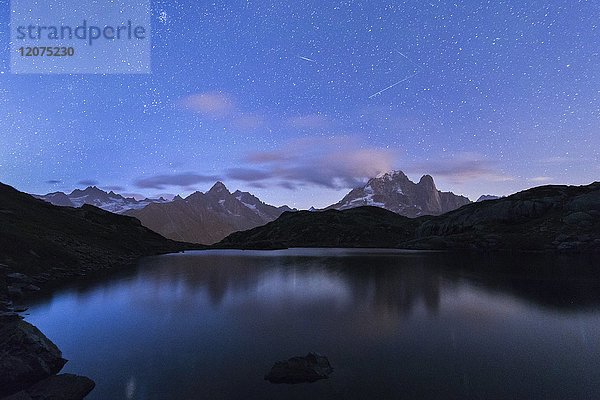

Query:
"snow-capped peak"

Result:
[[375, 170, 407, 180]]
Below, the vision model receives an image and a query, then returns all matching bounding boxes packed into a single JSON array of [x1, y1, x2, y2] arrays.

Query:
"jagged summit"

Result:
[[328, 170, 471, 217], [418, 174, 436, 188], [216, 181, 600, 252], [208, 181, 229, 194], [70, 186, 109, 197], [477, 194, 501, 202], [36, 186, 169, 214], [125, 183, 295, 245], [375, 170, 409, 180]]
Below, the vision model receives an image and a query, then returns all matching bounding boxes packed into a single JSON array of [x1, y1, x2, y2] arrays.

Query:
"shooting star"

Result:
[[297, 55, 317, 63], [395, 50, 425, 71], [368, 72, 418, 99], [369, 50, 423, 99]]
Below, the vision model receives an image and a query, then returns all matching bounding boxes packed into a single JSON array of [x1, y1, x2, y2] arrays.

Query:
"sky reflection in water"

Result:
[[25, 249, 600, 399]]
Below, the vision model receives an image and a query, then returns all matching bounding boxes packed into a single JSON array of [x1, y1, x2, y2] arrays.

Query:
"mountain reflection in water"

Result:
[[25, 249, 600, 400]]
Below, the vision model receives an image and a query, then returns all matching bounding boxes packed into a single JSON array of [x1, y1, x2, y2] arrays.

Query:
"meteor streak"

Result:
[[368, 72, 418, 99], [297, 55, 316, 62]]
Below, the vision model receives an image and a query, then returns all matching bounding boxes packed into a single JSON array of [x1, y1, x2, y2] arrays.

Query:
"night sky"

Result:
[[1, 0, 599, 208]]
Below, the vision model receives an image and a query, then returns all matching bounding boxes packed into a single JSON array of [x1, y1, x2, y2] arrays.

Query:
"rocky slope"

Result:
[[35, 186, 170, 214], [327, 170, 471, 217], [412, 182, 600, 251], [216, 182, 600, 252], [0, 314, 95, 399], [215, 206, 420, 249], [0, 182, 197, 282], [125, 182, 294, 245]]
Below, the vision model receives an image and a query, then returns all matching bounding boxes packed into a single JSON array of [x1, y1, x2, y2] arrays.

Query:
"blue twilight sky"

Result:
[[0, 0, 599, 209]]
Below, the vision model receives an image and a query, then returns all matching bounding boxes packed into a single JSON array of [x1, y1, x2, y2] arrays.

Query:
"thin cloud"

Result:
[[277, 181, 298, 190], [77, 179, 99, 186], [530, 176, 553, 182], [245, 151, 290, 163], [102, 185, 125, 192], [134, 172, 221, 190], [231, 114, 265, 130], [229, 136, 398, 189], [179, 92, 266, 131], [408, 153, 511, 184], [45, 179, 61, 184], [227, 168, 273, 181]]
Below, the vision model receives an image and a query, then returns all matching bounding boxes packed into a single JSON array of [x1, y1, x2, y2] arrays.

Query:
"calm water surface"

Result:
[[25, 249, 600, 399]]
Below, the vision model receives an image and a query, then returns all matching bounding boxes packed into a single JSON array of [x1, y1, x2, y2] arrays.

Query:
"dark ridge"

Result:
[[0, 181, 202, 286], [214, 182, 600, 252]]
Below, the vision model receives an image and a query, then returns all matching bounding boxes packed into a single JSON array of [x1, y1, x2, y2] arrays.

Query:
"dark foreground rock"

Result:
[[0, 315, 67, 397], [3, 374, 95, 400], [0, 304, 95, 400], [265, 353, 333, 384]]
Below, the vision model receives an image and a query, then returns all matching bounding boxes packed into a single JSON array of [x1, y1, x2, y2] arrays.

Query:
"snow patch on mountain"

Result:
[[35, 186, 170, 214], [329, 170, 471, 217]]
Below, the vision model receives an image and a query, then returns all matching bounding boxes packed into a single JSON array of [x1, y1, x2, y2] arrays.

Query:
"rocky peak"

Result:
[[374, 170, 409, 182], [233, 190, 259, 205], [477, 195, 500, 202], [37, 186, 172, 213], [207, 182, 230, 196], [125, 184, 295, 245], [329, 170, 471, 217], [70, 186, 104, 197], [184, 191, 205, 201], [418, 175, 436, 190]]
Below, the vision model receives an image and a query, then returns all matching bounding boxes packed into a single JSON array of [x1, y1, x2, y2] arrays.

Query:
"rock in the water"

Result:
[[2, 373, 96, 400], [264, 353, 333, 384], [0, 317, 67, 397]]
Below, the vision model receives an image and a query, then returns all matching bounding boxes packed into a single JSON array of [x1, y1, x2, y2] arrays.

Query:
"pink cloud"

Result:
[[180, 92, 235, 117], [230, 136, 399, 189]]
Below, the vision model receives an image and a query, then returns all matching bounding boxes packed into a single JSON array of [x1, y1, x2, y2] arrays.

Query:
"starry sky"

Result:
[[1, 0, 599, 209]]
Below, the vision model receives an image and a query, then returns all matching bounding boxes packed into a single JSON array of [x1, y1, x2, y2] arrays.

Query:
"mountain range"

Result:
[[327, 170, 471, 216], [34, 186, 170, 214], [124, 182, 295, 245], [0, 182, 194, 280], [35, 171, 474, 245], [216, 182, 600, 252]]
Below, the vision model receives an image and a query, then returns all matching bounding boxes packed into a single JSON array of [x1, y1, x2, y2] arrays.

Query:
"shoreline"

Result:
[[0, 249, 193, 400]]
